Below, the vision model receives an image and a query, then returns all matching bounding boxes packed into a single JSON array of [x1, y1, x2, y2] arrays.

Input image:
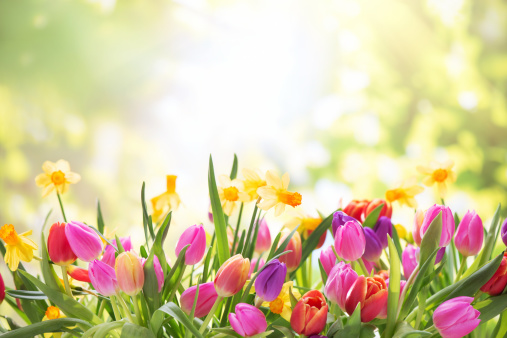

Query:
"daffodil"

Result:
[[217, 175, 248, 216], [284, 208, 322, 239], [240, 168, 266, 201], [151, 175, 181, 224], [0, 224, 38, 271], [257, 171, 302, 217], [417, 160, 456, 198], [394, 224, 407, 240], [35, 160, 81, 198], [42, 306, 66, 338], [262, 281, 300, 321], [385, 179, 424, 208]]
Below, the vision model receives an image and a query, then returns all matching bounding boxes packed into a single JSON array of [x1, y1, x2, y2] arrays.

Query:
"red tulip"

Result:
[[343, 200, 369, 222], [290, 290, 328, 335], [365, 199, 392, 219], [67, 265, 91, 283], [345, 275, 388, 322], [481, 252, 507, 296], [48, 222, 77, 266]]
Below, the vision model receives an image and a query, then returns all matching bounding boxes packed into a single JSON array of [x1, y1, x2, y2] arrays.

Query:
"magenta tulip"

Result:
[[402, 244, 418, 280], [229, 303, 267, 337], [334, 220, 365, 261], [175, 224, 206, 265], [433, 297, 480, 338], [180, 282, 218, 318], [420, 205, 455, 248], [88, 260, 118, 296], [254, 259, 286, 302], [255, 219, 271, 253], [319, 246, 336, 276], [102, 237, 132, 267], [65, 221, 103, 262], [0, 272, 4, 304], [324, 262, 358, 311], [332, 211, 359, 237], [454, 210, 483, 257], [501, 218, 507, 246]]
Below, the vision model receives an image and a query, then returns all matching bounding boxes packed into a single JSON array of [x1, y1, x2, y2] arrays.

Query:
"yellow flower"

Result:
[[416, 160, 456, 198], [0, 224, 38, 271], [217, 175, 248, 216], [284, 208, 322, 239], [35, 160, 81, 198], [240, 168, 267, 201], [257, 171, 302, 217], [385, 179, 424, 208], [42, 306, 67, 338], [151, 175, 181, 224], [262, 281, 300, 321], [394, 224, 407, 240]]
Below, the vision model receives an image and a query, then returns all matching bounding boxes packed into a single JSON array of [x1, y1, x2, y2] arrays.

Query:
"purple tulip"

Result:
[[334, 221, 365, 261], [501, 218, 507, 247], [65, 221, 103, 262], [102, 237, 132, 267], [402, 244, 419, 280], [420, 205, 455, 248], [229, 303, 267, 337], [373, 216, 393, 249], [435, 247, 446, 264], [363, 227, 383, 262], [180, 282, 218, 318], [433, 297, 480, 338], [454, 211, 483, 257], [254, 259, 286, 302], [332, 211, 359, 237], [324, 262, 358, 311], [319, 246, 337, 276], [88, 260, 118, 296], [175, 224, 206, 265]]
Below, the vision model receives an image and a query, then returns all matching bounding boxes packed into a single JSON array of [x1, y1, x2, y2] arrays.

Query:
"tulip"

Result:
[[47, 222, 77, 266], [420, 205, 455, 248], [115, 251, 145, 296], [89, 259, 118, 296], [255, 218, 272, 253], [255, 259, 287, 302], [0, 272, 4, 304], [363, 227, 382, 262], [345, 275, 388, 322], [501, 218, 507, 247], [377, 270, 389, 280], [454, 211, 483, 257], [290, 290, 328, 335], [214, 254, 250, 298], [67, 265, 91, 283], [324, 262, 358, 311], [248, 258, 265, 279], [277, 229, 302, 273], [319, 246, 336, 276], [175, 224, 206, 265], [180, 282, 218, 318], [65, 221, 103, 262], [365, 199, 392, 219], [433, 297, 480, 338], [343, 199, 369, 222], [332, 211, 359, 237], [152, 255, 165, 292], [373, 216, 393, 249], [402, 244, 419, 280], [102, 237, 132, 267], [334, 221, 365, 261], [229, 303, 267, 337], [481, 252, 507, 296], [413, 209, 424, 246]]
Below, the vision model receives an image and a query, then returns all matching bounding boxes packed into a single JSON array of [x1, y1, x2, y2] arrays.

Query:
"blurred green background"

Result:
[[1, 0, 507, 271]]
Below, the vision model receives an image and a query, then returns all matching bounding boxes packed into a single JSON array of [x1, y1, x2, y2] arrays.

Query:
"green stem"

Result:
[[455, 255, 467, 282], [415, 286, 428, 329], [61, 265, 73, 297], [132, 294, 142, 326], [308, 251, 312, 288], [426, 325, 437, 334], [356, 258, 369, 276], [199, 296, 223, 334], [57, 191, 67, 222], [97, 299, 106, 318], [168, 264, 187, 303], [116, 292, 135, 323], [110, 295, 122, 321]]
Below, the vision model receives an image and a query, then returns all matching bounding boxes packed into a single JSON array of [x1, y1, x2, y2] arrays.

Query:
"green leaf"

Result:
[[475, 293, 507, 323], [208, 155, 231, 266], [327, 317, 344, 337], [385, 236, 401, 337], [229, 153, 238, 179], [82, 320, 126, 338], [274, 227, 299, 258], [359, 324, 376, 338], [116, 235, 125, 253], [392, 321, 431, 338], [141, 182, 155, 246], [162, 244, 190, 300], [0, 318, 92, 338], [318, 259, 328, 285], [18, 270, 102, 325], [7, 290, 48, 300], [362, 203, 384, 229], [201, 244, 214, 283], [273, 325, 294, 338], [97, 199, 105, 234], [267, 232, 281, 261], [418, 213, 442, 267], [121, 322, 156, 338], [151, 302, 204, 338], [391, 225, 403, 260], [40, 232, 64, 292], [334, 303, 361, 337]]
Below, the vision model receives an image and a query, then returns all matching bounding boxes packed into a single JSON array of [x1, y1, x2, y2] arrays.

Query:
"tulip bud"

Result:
[[334, 221, 365, 261], [115, 251, 145, 296], [214, 254, 250, 298], [345, 275, 388, 322], [373, 216, 393, 249], [433, 297, 480, 338], [152, 255, 165, 292], [481, 252, 507, 296], [65, 221, 103, 262], [501, 218, 507, 247], [89, 260, 118, 296], [435, 247, 446, 264], [343, 199, 369, 222], [102, 237, 132, 267], [67, 265, 91, 283], [363, 227, 382, 262], [0, 272, 4, 305], [248, 258, 265, 279], [255, 259, 286, 302], [180, 282, 218, 318], [324, 262, 358, 311], [48, 222, 77, 266], [402, 244, 419, 280], [229, 303, 267, 337], [420, 205, 455, 248], [365, 199, 392, 219], [454, 210, 483, 257], [290, 290, 328, 335], [255, 218, 272, 253], [319, 246, 336, 276], [278, 229, 302, 273], [332, 211, 359, 237], [413, 209, 424, 246], [175, 224, 206, 265]]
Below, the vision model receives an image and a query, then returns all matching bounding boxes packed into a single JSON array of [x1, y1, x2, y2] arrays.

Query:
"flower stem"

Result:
[[116, 292, 135, 323], [61, 265, 73, 297], [199, 296, 223, 334], [167, 264, 187, 303], [455, 255, 467, 282], [356, 258, 369, 276], [132, 294, 143, 326], [110, 295, 122, 321], [56, 191, 67, 222]]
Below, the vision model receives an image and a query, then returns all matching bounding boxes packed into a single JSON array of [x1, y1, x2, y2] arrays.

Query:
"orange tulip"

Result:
[[345, 275, 388, 322], [290, 290, 328, 335]]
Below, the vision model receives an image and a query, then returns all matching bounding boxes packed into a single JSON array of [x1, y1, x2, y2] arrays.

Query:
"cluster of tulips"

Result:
[[1, 156, 507, 338]]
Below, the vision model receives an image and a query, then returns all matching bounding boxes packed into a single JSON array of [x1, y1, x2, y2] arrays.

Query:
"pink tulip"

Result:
[[413, 209, 424, 246], [65, 221, 103, 262], [433, 297, 480, 338], [334, 221, 365, 261], [402, 244, 419, 280], [319, 246, 336, 276], [0, 272, 4, 304], [102, 237, 132, 267], [324, 262, 358, 311], [141, 255, 164, 292], [89, 260, 118, 296], [255, 219, 271, 253], [229, 303, 267, 337], [420, 205, 455, 248], [248, 258, 265, 279], [175, 224, 206, 265], [454, 211, 483, 257], [214, 254, 250, 297], [180, 282, 218, 318]]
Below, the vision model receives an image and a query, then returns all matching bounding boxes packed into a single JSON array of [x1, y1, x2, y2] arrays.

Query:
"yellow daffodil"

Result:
[[257, 171, 302, 217], [0, 224, 38, 271], [385, 179, 424, 208], [217, 175, 248, 216], [284, 208, 322, 239], [42, 306, 66, 338], [416, 160, 456, 198], [240, 168, 266, 201], [151, 175, 181, 224], [35, 160, 81, 198], [262, 281, 300, 321], [394, 224, 407, 240]]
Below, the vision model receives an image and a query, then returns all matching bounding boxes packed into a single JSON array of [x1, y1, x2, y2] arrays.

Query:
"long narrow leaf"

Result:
[[385, 236, 401, 337], [151, 302, 204, 338], [0, 318, 92, 338]]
